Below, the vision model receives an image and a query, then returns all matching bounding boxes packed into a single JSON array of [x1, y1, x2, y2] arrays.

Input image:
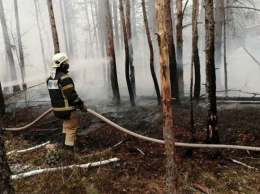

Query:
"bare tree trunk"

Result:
[[97, 1, 108, 88], [0, 0, 20, 93], [154, 0, 178, 193], [193, 0, 201, 103], [63, 0, 74, 57], [205, 0, 219, 144], [14, 0, 27, 90], [35, 0, 48, 77], [47, 0, 60, 54], [214, 0, 224, 88], [0, 127, 14, 194], [165, 0, 180, 105], [131, 0, 137, 39], [126, 0, 136, 98], [105, 0, 120, 105], [0, 82, 4, 117], [141, 0, 161, 106], [69, 0, 78, 58], [113, 0, 120, 50], [190, 0, 201, 139], [59, 0, 69, 55], [91, 1, 100, 58], [84, 0, 92, 58], [223, 0, 228, 96], [119, 0, 135, 106], [176, 0, 184, 97]]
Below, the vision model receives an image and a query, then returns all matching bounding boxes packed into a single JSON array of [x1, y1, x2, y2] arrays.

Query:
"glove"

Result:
[[79, 103, 88, 113]]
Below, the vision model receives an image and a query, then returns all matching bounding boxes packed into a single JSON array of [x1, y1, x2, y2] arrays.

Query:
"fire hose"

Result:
[[3, 108, 260, 151]]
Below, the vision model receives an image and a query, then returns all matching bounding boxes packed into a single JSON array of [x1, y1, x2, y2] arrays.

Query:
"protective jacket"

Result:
[[47, 69, 83, 119]]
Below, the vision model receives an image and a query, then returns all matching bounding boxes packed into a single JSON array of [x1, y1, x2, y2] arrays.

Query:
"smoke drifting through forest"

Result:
[[0, 0, 260, 101]]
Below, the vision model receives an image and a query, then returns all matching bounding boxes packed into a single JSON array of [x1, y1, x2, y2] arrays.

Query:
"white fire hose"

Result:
[[3, 108, 260, 152]]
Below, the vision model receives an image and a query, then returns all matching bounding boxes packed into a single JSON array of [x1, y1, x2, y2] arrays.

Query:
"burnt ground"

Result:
[[2, 96, 260, 194]]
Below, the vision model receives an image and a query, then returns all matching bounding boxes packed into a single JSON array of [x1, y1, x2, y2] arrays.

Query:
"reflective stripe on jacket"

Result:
[[47, 71, 83, 119]]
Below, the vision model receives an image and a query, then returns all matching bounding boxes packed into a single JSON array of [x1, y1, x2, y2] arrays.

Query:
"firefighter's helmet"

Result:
[[52, 53, 68, 68]]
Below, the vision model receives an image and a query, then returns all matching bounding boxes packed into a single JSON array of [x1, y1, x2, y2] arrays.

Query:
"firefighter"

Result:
[[47, 53, 87, 151]]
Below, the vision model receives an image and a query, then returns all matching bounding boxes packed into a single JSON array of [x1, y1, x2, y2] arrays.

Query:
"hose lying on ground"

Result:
[[3, 108, 260, 151], [3, 108, 52, 131]]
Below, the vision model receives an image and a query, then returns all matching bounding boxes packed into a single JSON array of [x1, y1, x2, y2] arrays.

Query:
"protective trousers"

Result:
[[62, 110, 78, 146]]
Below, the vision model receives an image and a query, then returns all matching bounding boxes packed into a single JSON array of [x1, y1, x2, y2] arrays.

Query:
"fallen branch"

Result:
[[227, 158, 258, 170], [134, 147, 145, 155], [112, 138, 131, 149], [7, 141, 50, 155], [11, 157, 120, 180], [193, 183, 211, 194]]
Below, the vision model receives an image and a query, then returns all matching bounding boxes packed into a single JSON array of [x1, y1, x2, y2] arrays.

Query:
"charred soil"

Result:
[[2, 97, 260, 194]]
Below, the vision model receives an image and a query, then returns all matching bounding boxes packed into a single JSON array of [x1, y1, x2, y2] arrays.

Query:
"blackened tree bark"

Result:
[[0, 127, 14, 194], [105, 1, 120, 105], [165, 0, 180, 105], [205, 0, 219, 144], [47, 0, 60, 54], [192, 0, 201, 103], [176, 0, 184, 97], [35, 0, 48, 77], [14, 0, 27, 90], [0, 82, 5, 117], [154, 0, 178, 193], [126, 0, 136, 98], [0, 0, 20, 93], [119, 0, 135, 106], [141, 0, 161, 106]]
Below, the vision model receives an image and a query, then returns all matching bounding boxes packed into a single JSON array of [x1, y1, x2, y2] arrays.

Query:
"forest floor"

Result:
[[1, 96, 260, 194]]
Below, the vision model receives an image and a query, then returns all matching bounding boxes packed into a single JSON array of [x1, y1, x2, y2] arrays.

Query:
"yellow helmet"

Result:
[[52, 53, 68, 68]]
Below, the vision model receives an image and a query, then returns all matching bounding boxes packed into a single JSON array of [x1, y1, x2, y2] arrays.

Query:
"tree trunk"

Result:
[[63, 0, 73, 57], [112, 0, 120, 50], [0, 0, 20, 93], [105, 0, 120, 105], [118, 0, 135, 106], [97, 1, 108, 88], [193, 0, 201, 103], [47, 0, 60, 54], [59, 0, 69, 55], [0, 127, 14, 194], [0, 82, 5, 117], [165, 0, 180, 105], [14, 0, 27, 90], [205, 0, 219, 144], [190, 0, 201, 139], [35, 0, 48, 77], [214, 0, 224, 88], [69, 0, 78, 59], [141, 0, 161, 106], [154, 0, 178, 193], [84, 0, 92, 58], [176, 0, 184, 97], [91, 1, 100, 58], [223, 0, 228, 96], [126, 0, 136, 98]]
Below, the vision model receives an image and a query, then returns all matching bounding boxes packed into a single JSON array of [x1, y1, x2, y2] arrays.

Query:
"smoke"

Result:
[[1, 0, 260, 104]]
